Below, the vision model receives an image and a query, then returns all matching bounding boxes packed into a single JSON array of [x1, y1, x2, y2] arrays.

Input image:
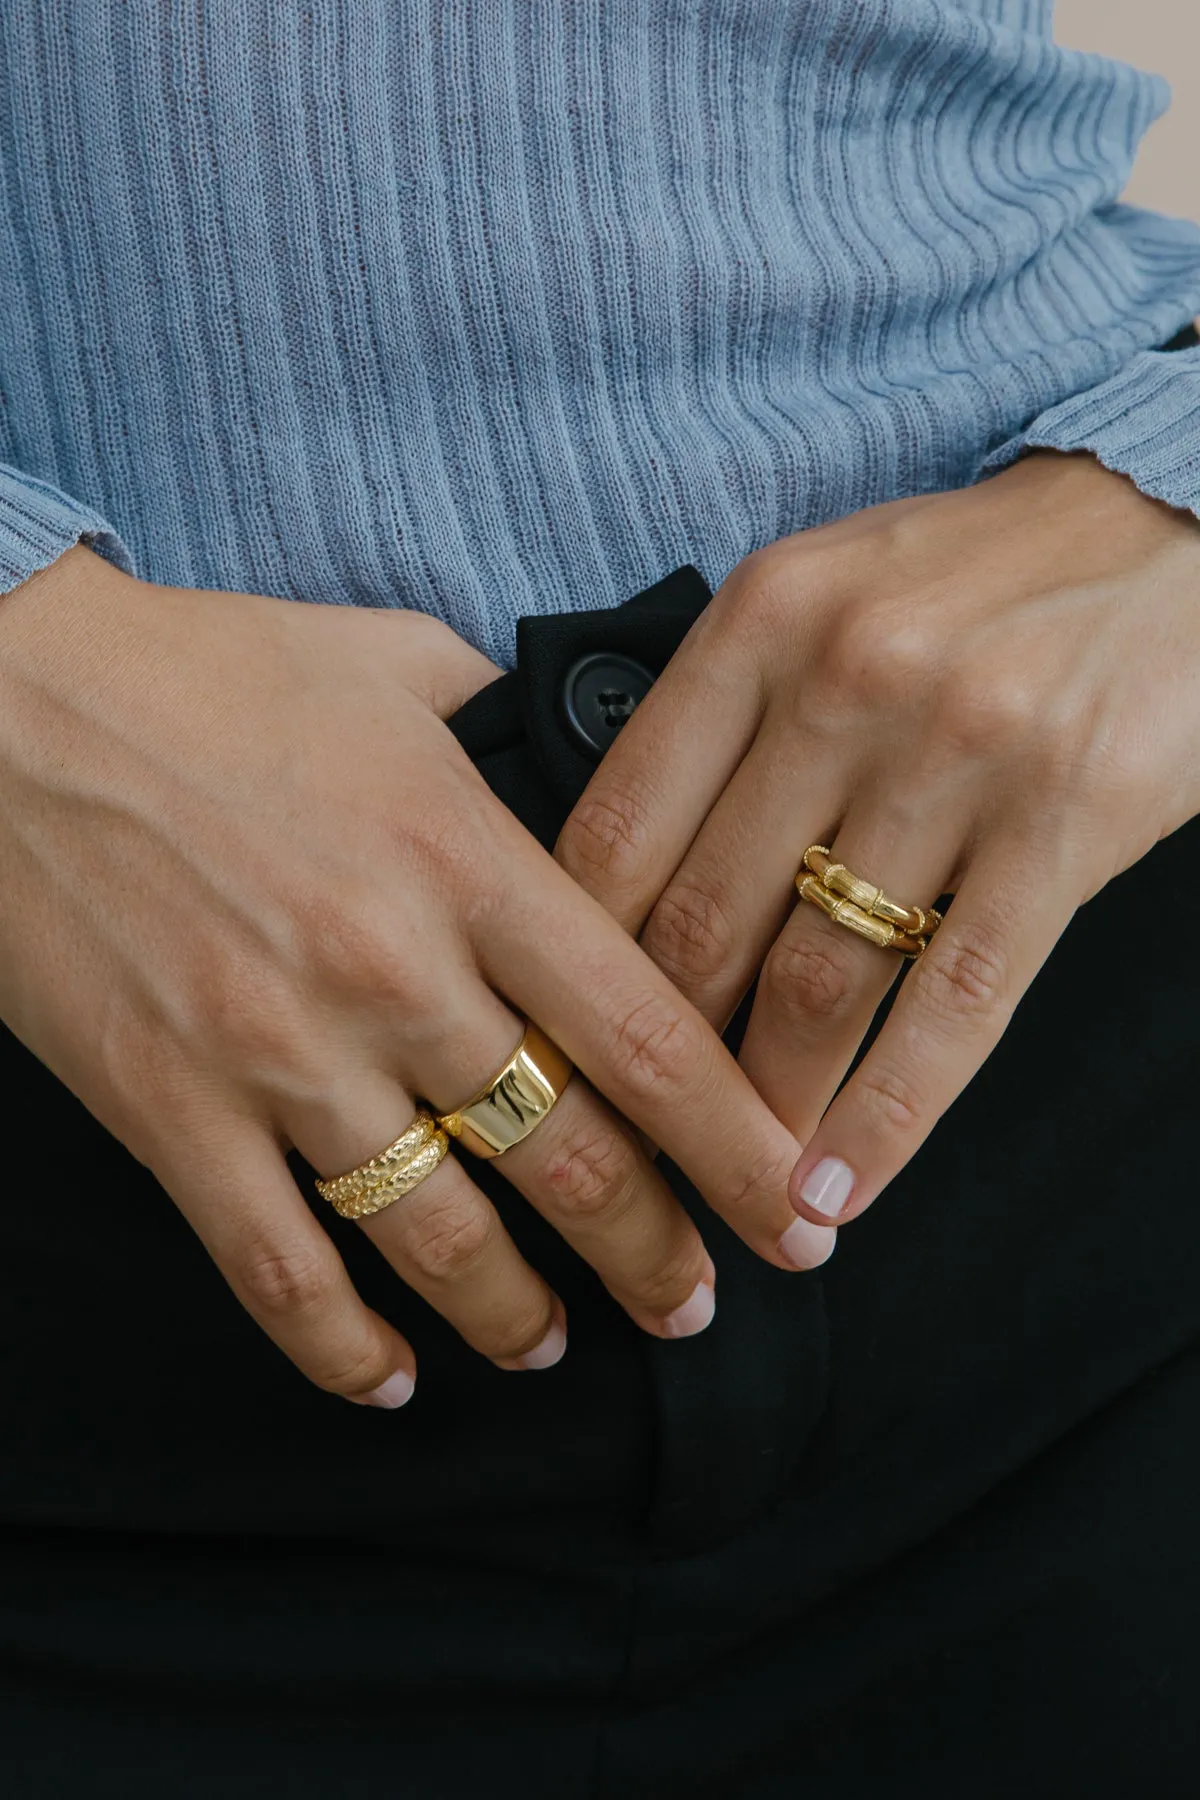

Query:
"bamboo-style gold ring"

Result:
[[800, 844, 943, 942], [795, 874, 929, 958]]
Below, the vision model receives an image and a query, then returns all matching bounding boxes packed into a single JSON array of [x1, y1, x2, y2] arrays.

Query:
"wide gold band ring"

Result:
[[437, 1023, 573, 1158], [315, 1110, 450, 1219], [801, 845, 942, 939]]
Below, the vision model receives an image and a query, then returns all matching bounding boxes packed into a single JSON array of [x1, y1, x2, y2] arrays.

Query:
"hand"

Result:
[[0, 550, 833, 1408], [556, 453, 1200, 1230]]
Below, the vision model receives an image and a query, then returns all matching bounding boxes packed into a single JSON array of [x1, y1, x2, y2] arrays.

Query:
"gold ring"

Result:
[[437, 1023, 573, 1158], [795, 873, 929, 959], [801, 845, 942, 940], [315, 1110, 450, 1219]]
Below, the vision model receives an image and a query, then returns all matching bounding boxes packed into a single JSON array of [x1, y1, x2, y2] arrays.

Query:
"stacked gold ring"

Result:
[[802, 845, 943, 939], [315, 1110, 449, 1219], [796, 845, 942, 959], [312, 1021, 573, 1225]]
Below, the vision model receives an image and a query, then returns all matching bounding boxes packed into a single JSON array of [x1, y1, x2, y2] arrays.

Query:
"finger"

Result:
[[480, 821, 837, 1272], [161, 1118, 419, 1407], [554, 602, 763, 933], [785, 836, 1074, 1226], [413, 998, 719, 1342], [285, 1068, 565, 1373], [635, 731, 846, 1029], [739, 796, 965, 1145]]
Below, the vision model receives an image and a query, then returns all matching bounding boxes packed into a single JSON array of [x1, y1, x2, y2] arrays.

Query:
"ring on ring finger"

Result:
[[315, 1110, 450, 1217]]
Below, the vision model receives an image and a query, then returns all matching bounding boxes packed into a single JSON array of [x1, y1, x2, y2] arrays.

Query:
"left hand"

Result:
[[555, 452, 1200, 1239]]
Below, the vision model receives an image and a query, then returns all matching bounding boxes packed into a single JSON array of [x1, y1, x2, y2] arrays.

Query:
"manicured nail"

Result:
[[662, 1280, 716, 1339], [361, 1368, 415, 1409], [797, 1156, 855, 1217], [519, 1318, 567, 1370], [778, 1216, 837, 1270]]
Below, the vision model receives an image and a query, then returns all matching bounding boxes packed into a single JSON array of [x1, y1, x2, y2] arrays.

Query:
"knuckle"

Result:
[[914, 923, 1009, 1027], [933, 664, 1037, 754], [204, 979, 315, 1087], [93, 1030, 187, 1162], [164, 937, 303, 1080], [1037, 712, 1129, 811], [607, 992, 702, 1102], [820, 600, 936, 713], [309, 899, 420, 1005], [395, 1189, 493, 1281], [540, 1122, 638, 1223], [642, 880, 736, 990], [292, 880, 374, 975], [719, 1144, 795, 1219], [239, 1240, 338, 1319], [716, 556, 792, 634], [856, 1062, 925, 1137], [764, 926, 859, 1024], [394, 792, 478, 893], [558, 787, 655, 894]]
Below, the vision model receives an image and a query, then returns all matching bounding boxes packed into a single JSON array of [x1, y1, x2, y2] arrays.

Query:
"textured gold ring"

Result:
[[437, 1023, 573, 1158], [795, 874, 929, 959], [315, 1110, 450, 1219], [801, 844, 942, 940]]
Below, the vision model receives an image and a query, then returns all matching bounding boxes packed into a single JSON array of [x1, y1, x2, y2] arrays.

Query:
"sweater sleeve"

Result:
[[0, 462, 133, 595], [980, 343, 1200, 518]]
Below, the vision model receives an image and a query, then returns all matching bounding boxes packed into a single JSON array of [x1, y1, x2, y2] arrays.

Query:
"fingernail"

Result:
[[796, 1156, 855, 1217], [662, 1280, 716, 1339], [778, 1216, 837, 1270], [360, 1369, 415, 1409], [519, 1318, 568, 1370]]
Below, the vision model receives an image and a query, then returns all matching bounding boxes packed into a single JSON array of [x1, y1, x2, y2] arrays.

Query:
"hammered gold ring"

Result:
[[437, 1023, 573, 1159], [315, 1110, 450, 1220]]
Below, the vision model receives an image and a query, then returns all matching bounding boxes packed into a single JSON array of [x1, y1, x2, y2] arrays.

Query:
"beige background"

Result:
[[1056, 1, 1198, 218]]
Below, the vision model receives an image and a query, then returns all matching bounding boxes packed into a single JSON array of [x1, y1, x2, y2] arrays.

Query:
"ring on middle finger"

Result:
[[801, 843, 943, 939], [796, 875, 930, 957], [437, 1021, 573, 1159]]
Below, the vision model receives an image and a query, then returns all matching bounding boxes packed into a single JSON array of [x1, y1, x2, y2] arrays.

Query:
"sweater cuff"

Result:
[[0, 464, 132, 594], [980, 348, 1200, 518]]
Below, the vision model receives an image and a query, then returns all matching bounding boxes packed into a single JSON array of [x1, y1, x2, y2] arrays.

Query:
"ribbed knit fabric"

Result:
[[3, 1, 1200, 666]]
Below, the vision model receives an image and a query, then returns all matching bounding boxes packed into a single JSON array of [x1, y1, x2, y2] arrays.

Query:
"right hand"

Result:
[[0, 547, 834, 1407]]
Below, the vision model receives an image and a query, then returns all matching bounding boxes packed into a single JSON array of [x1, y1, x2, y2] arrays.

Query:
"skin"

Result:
[[0, 545, 835, 1408], [557, 451, 1200, 1231]]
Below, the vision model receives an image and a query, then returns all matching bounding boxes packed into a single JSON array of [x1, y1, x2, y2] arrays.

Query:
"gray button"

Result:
[[561, 652, 656, 760]]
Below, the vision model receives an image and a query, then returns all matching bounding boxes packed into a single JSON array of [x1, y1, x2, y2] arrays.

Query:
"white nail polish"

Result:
[[362, 1369, 416, 1409], [778, 1216, 837, 1270], [519, 1319, 568, 1370], [662, 1281, 716, 1339], [799, 1156, 855, 1217]]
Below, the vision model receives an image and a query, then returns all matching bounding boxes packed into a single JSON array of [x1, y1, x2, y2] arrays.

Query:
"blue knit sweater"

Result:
[[3, 1, 1200, 666]]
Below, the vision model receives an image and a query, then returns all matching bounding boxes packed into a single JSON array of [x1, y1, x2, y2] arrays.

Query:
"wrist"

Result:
[[0, 544, 159, 776], [0, 539, 131, 665]]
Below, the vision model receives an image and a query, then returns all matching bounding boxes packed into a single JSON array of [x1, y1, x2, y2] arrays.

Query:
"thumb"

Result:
[[368, 609, 504, 721]]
